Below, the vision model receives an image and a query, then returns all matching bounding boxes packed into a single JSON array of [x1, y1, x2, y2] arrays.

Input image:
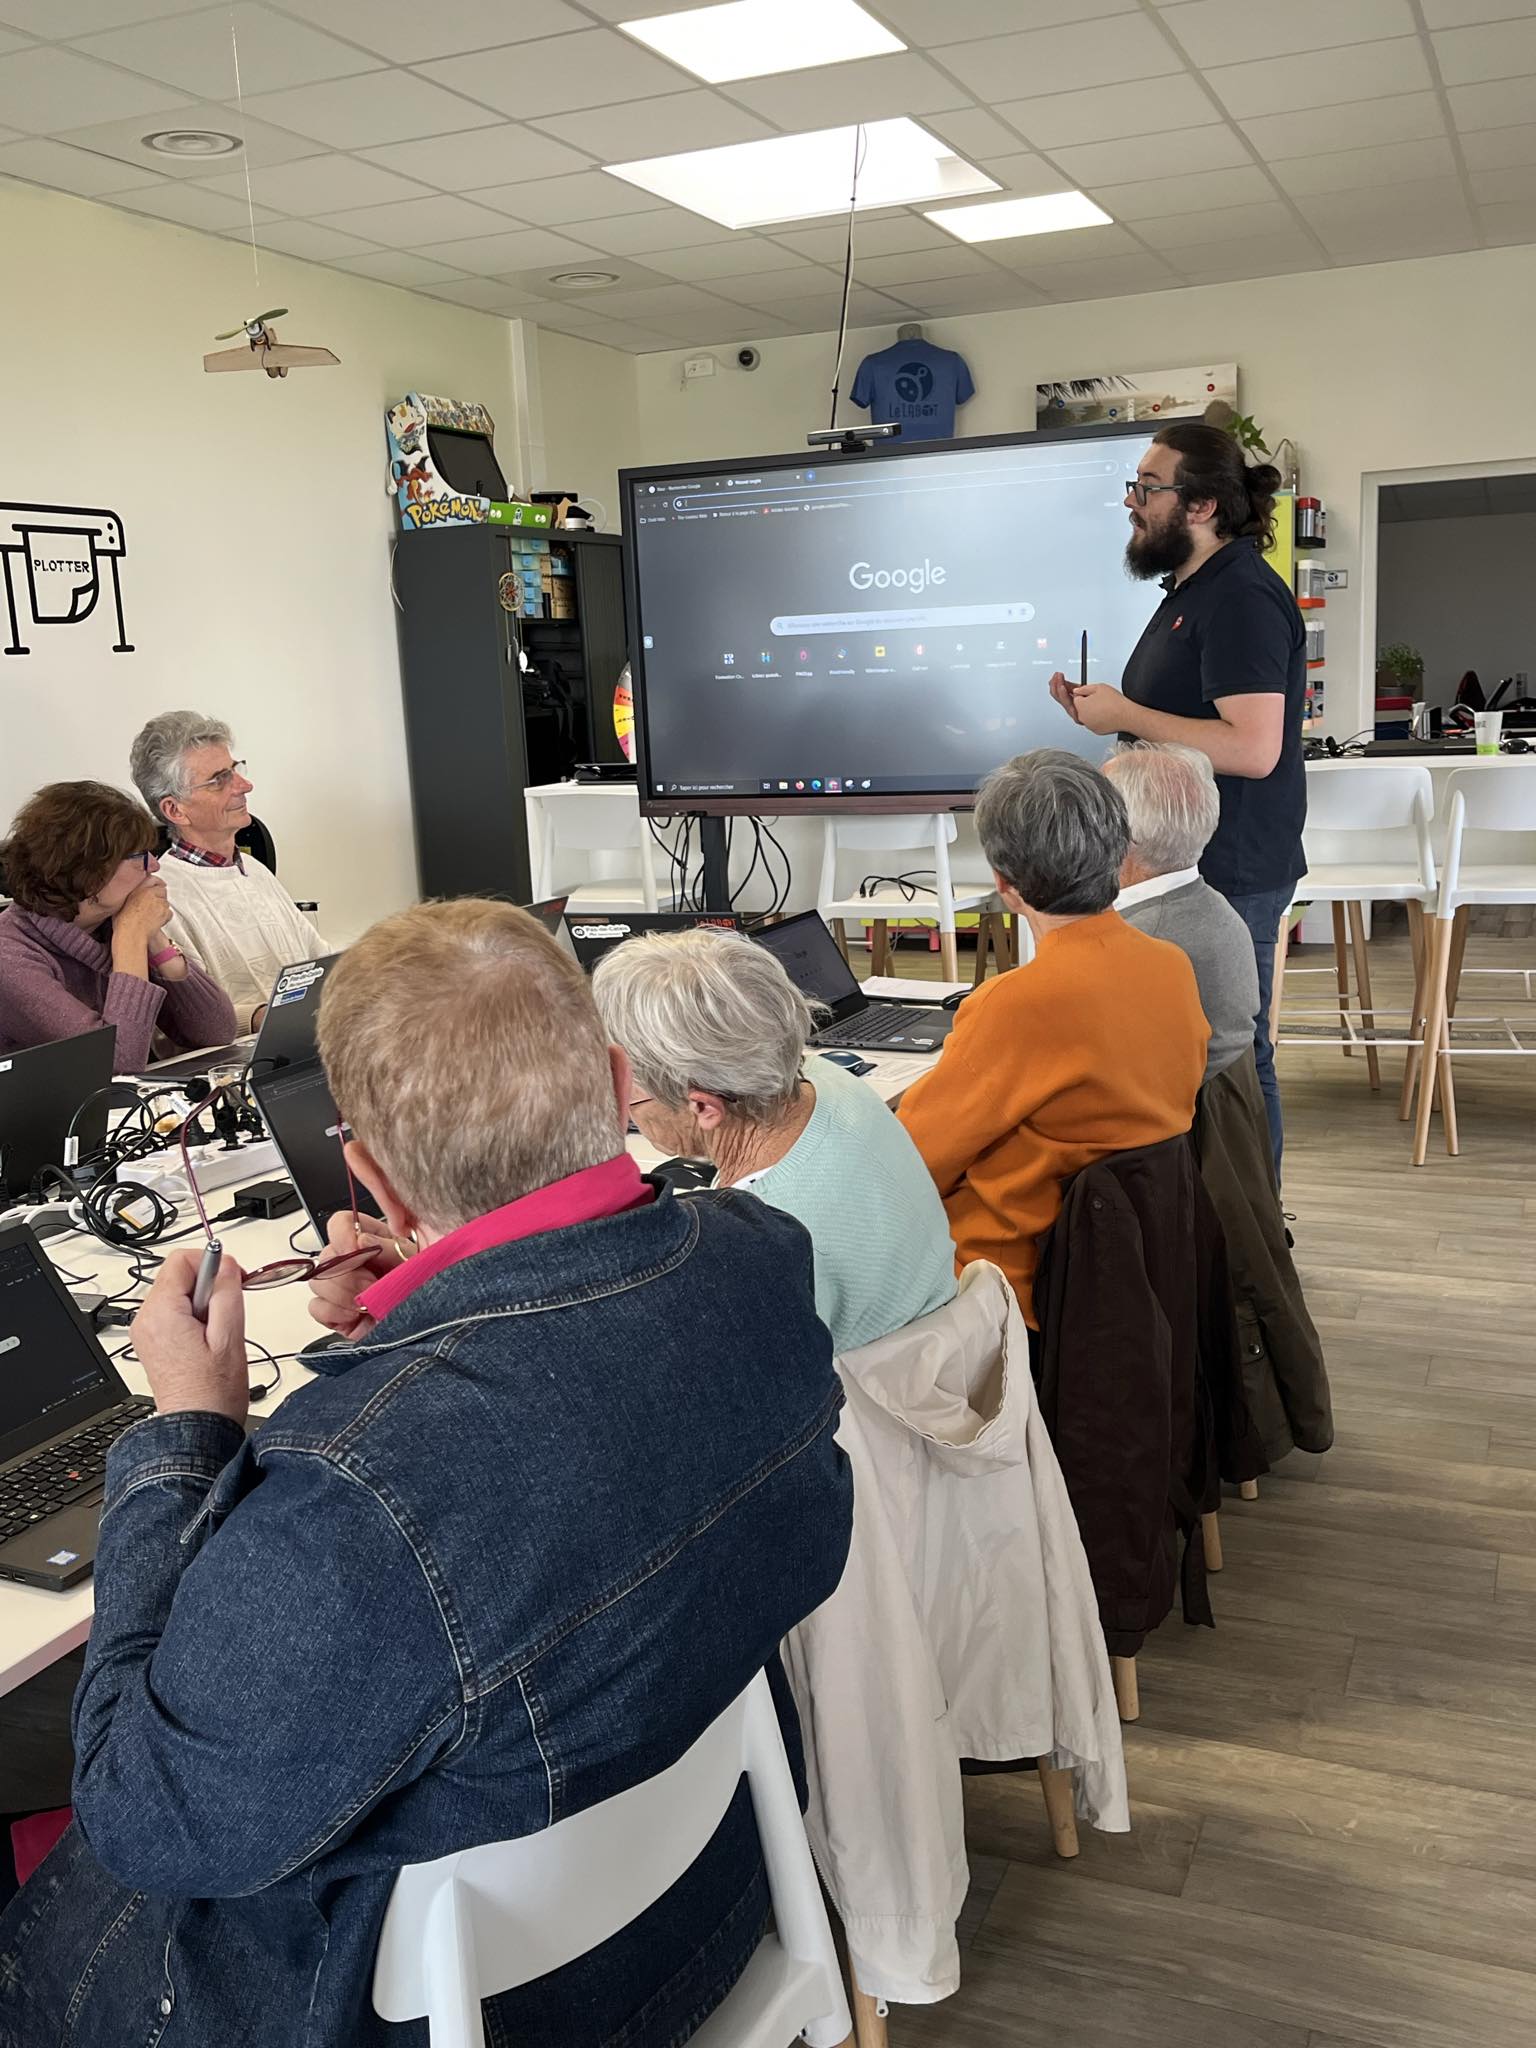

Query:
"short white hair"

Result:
[[1103, 743, 1219, 875], [592, 926, 820, 1123], [129, 711, 234, 819]]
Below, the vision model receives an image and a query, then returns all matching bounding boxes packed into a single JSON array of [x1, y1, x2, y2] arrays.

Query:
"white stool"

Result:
[[817, 814, 996, 982], [1412, 764, 1536, 1165], [1277, 762, 1437, 1105], [524, 783, 663, 913]]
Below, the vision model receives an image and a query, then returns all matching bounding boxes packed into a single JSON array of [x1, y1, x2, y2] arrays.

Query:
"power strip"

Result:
[[132, 1139, 283, 1205]]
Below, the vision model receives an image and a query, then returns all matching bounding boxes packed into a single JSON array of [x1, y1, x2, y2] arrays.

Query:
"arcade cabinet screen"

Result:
[[623, 425, 1158, 810]]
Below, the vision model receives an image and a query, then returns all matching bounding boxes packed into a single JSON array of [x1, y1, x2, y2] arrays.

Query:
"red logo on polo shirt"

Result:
[[1171, 615, 1184, 630]]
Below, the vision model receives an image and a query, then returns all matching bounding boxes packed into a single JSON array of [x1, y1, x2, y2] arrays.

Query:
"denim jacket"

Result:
[[0, 1186, 853, 2048]]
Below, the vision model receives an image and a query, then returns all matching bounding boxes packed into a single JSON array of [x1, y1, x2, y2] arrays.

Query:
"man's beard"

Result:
[[1125, 509, 1195, 581]]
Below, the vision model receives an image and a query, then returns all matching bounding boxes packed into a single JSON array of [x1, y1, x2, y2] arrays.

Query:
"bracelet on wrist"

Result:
[[149, 944, 183, 969]]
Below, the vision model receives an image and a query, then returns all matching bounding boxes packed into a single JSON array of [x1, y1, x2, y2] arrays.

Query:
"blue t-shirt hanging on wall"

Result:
[[849, 340, 976, 442]]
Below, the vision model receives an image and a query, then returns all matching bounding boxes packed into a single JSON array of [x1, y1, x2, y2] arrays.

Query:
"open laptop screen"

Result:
[[0, 1231, 116, 1453], [749, 913, 863, 1014]]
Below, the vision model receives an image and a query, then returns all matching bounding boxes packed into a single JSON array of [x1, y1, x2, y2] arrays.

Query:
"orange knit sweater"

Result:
[[897, 909, 1209, 1325]]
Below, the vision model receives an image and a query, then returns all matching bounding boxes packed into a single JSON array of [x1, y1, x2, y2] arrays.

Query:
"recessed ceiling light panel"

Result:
[[925, 191, 1112, 243], [620, 0, 903, 84], [606, 119, 996, 231], [143, 129, 243, 158]]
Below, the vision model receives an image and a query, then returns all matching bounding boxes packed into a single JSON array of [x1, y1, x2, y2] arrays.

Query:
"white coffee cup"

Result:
[[1474, 710, 1504, 755]]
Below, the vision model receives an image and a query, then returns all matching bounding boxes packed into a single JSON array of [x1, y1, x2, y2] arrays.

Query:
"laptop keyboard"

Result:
[[0, 1400, 154, 1544], [818, 1005, 935, 1047]]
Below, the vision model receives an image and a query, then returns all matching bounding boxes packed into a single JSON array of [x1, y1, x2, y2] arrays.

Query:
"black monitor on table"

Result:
[[0, 1030, 115, 1209], [247, 958, 381, 1239]]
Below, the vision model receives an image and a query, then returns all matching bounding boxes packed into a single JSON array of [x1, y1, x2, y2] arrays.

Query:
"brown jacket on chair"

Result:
[[1032, 1134, 1268, 1659], [1193, 1051, 1334, 1465]]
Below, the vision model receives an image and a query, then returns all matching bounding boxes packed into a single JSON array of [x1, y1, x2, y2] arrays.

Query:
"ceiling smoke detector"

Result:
[[144, 129, 243, 158], [546, 269, 621, 290]]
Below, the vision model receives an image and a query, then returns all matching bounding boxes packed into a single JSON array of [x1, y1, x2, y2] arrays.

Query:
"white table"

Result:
[[0, 1046, 941, 1699]]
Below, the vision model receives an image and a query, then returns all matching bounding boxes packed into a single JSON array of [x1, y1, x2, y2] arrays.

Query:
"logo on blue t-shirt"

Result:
[[893, 360, 935, 404]]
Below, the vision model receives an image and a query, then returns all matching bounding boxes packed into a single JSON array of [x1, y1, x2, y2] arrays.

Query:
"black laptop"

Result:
[[0, 1029, 115, 1210], [0, 1221, 153, 1588], [246, 957, 381, 1239], [563, 909, 746, 974], [524, 895, 580, 960], [750, 912, 956, 1054]]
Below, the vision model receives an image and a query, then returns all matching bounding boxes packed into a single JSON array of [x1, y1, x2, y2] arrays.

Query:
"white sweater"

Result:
[[161, 854, 331, 1029]]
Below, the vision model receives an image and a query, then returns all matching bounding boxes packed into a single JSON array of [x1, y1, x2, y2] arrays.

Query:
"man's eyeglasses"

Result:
[[181, 1082, 375, 1292], [1126, 480, 1184, 508], [185, 760, 248, 795]]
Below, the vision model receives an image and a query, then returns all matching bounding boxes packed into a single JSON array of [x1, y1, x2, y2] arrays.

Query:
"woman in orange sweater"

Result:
[[898, 749, 1209, 1326]]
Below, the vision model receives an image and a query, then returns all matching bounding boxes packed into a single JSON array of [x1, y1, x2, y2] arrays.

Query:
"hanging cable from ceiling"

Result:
[[226, 4, 262, 294], [826, 123, 869, 432]]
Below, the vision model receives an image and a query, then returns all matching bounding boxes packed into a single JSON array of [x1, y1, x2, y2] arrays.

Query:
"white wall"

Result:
[[0, 178, 522, 941], [1376, 510, 1536, 709], [530, 330, 641, 534], [626, 243, 1536, 735]]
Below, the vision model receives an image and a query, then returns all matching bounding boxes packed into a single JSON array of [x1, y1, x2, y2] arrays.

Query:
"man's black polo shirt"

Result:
[[1121, 536, 1307, 899]]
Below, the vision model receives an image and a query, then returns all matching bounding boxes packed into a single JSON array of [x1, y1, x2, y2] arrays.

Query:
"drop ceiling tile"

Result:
[[1270, 135, 1458, 196], [0, 133, 163, 194], [586, 282, 753, 320], [1422, 0, 1536, 21], [332, 249, 472, 285], [465, 170, 660, 224], [420, 277, 565, 310], [922, 108, 1030, 162], [768, 288, 911, 326], [1479, 195, 1536, 241], [0, 29, 27, 55], [935, 14, 1184, 101], [574, 0, 735, 18], [893, 273, 1048, 311], [578, 324, 683, 354], [1089, 163, 1273, 219], [315, 192, 518, 243], [1027, 252, 1182, 298], [1434, 17, 1536, 84], [494, 257, 665, 291], [76, 6, 381, 99], [0, 125, 22, 144], [419, 30, 688, 120], [428, 224, 607, 272], [0, 45, 190, 133], [556, 206, 738, 255], [643, 311, 781, 343], [997, 74, 1219, 150], [361, 125, 592, 189], [59, 104, 322, 180], [115, 180, 281, 229], [644, 239, 817, 280], [1050, 125, 1251, 186], [199, 152, 434, 210], [878, 0, 1136, 37], [725, 54, 969, 128], [1448, 76, 1536, 129], [0, 0, 210, 30], [249, 217, 381, 259], [1314, 214, 1478, 262], [1158, 0, 1414, 67], [1470, 160, 1536, 201], [530, 91, 772, 161], [281, 0, 588, 63], [1134, 199, 1297, 247], [1210, 37, 1433, 120], [968, 153, 1074, 197], [847, 246, 1004, 285], [1460, 123, 1536, 169], [1163, 231, 1326, 281], [980, 221, 1143, 268], [711, 265, 841, 306], [1296, 173, 1473, 228], [774, 215, 955, 261], [240, 70, 499, 150], [1239, 92, 1446, 159]]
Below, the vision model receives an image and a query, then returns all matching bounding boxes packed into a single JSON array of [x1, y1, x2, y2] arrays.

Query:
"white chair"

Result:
[[1411, 764, 1536, 1166], [1277, 763, 1437, 1107], [372, 1669, 852, 2048], [524, 784, 663, 913], [817, 815, 996, 982]]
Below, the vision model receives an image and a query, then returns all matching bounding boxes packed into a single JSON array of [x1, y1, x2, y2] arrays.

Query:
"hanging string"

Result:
[[228, 7, 261, 293]]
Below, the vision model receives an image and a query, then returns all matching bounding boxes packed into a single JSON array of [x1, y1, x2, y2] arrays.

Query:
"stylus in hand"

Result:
[[1080, 629, 1089, 688], [191, 1241, 223, 1323]]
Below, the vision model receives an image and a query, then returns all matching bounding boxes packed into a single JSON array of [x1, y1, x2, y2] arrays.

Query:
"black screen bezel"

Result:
[[0, 1221, 130, 1471]]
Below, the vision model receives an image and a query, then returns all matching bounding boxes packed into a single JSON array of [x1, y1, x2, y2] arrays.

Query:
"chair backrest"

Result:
[[818, 813, 958, 917], [372, 1669, 848, 2046], [1302, 763, 1435, 893], [1440, 765, 1536, 908], [542, 789, 645, 854]]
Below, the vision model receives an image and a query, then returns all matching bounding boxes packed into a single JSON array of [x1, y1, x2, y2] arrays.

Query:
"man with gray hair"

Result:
[[1103, 744, 1261, 1089], [129, 710, 329, 1029]]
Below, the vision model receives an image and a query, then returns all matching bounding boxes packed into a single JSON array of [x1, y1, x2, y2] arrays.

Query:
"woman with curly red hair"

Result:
[[0, 781, 236, 1068]]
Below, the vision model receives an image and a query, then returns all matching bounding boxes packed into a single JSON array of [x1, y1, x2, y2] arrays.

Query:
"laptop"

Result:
[[750, 912, 957, 1054], [524, 895, 579, 960], [563, 909, 745, 974], [133, 1035, 258, 1084], [0, 1221, 153, 1588], [246, 957, 382, 1239], [0, 1029, 116, 1210]]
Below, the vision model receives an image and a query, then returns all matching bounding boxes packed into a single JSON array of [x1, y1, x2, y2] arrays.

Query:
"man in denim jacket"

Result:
[[0, 900, 853, 2048]]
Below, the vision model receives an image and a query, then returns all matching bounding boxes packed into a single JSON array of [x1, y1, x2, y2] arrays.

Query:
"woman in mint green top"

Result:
[[592, 927, 957, 1354]]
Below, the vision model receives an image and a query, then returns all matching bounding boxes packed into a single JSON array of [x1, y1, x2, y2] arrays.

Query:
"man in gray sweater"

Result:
[[1104, 744, 1262, 1081]]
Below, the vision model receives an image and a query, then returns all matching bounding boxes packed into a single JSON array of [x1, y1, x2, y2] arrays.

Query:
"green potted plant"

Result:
[[1376, 643, 1425, 698]]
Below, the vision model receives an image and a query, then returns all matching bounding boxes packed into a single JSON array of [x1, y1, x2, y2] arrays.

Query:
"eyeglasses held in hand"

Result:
[[1125, 480, 1184, 508], [183, 1081, 375, 1315]]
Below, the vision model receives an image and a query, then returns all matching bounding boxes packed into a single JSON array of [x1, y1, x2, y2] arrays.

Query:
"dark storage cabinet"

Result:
[[393, 527, 627, 901]]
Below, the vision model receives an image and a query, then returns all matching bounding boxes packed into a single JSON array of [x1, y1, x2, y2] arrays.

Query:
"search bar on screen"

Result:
[[770, 601, 1036, 637]]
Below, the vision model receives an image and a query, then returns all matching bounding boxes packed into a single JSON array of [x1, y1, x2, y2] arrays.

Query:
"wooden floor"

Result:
[[869, 924, 1536, 2048]]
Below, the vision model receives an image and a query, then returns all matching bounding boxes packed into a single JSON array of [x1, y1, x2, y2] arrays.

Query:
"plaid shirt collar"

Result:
[[167, 836, 244, 871]]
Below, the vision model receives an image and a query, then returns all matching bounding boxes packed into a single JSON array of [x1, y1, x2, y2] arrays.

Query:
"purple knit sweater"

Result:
[[0, 905, 238, 1069]]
